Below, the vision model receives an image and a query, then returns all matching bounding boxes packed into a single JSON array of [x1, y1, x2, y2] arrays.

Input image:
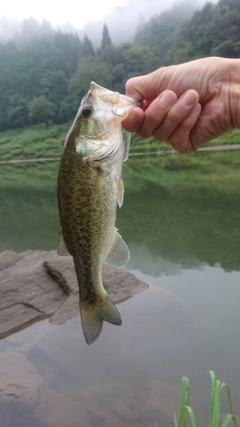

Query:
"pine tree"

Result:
[[82, 35, 95, 57], [101, 24, 112, 50]]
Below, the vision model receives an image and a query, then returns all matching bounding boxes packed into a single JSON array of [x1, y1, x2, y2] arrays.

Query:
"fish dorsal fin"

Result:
[[117, 177, 124, 208], [105, 227, 130, 267], [57, 227, 70, 256]]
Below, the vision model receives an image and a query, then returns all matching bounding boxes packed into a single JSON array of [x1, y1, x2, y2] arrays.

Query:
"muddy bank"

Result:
[[0, 250, 148, 339]]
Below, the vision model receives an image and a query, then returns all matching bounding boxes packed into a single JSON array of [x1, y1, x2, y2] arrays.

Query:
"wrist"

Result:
[[222, 58, 240, 129]]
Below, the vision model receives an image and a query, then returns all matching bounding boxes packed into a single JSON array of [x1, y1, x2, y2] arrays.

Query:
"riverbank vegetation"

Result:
[[1, 122, 240, 161]]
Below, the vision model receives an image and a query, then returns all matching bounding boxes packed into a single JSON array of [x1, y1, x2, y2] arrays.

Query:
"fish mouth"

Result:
[[90, 81, 142, 109], [118, 94, 142, 109], [112, 108, 125, 118]]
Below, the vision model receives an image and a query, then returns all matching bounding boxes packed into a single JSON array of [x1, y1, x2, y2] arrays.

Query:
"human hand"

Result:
[[123, 57, 240, 153]]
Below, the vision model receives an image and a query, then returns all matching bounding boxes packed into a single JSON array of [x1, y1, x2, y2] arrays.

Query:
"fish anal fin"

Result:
[[105, 227, 130, 267], [80, 294, 122, 345], [117, 177, 124, 208], [57, 227, 70, 256]]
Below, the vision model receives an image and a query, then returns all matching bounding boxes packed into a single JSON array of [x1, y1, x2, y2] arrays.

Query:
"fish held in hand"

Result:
[[57, 82, 140, 345]]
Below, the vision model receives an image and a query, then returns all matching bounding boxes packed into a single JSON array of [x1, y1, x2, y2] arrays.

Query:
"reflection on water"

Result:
[[1, 158, 240, 425]]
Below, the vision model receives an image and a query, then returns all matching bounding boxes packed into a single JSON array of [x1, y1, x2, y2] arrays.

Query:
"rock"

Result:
[[0, 250, 148, 338], [0, 351, 91, 427], [0, 351, 44, 404], [139, 379, 181, 426], [36, 385, 91, 427], [79, 382, 142, 427], [0, 352, 173, 427]]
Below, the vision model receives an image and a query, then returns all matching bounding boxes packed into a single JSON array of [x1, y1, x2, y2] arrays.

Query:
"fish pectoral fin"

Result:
[[123, 132, 131, 162], [57, 227, 70, 256], [117, 177, 124, 208], [105, 227, 130, 267], [80, 294, 122, 345]]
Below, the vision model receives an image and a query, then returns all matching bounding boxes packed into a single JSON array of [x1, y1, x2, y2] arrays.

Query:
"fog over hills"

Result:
[[0, 0, 218, 45], [83, 0, 219, 47]]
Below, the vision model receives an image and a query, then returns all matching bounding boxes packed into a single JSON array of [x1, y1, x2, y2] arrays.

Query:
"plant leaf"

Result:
[[226, 384, 234, 415], [173, 412, 178, 427], [179, 376, 190, 426], [220, 414, 238, 427], [182, 406, 197, 427]]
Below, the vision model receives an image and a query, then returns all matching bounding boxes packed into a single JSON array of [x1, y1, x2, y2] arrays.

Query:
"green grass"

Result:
[[1, 123, 240, 162], [0, 122, 70, 161], [128, 128, 240, 153], [122, 150, 240, 196], [172, 371, 238, 427], [204, 129, 240, 147]]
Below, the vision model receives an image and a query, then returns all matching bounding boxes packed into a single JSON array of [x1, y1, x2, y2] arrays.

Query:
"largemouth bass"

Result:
[[57, 82, 140, 345]]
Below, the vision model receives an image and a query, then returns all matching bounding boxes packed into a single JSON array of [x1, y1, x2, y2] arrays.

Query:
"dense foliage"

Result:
[[0, 0, 239, 132]]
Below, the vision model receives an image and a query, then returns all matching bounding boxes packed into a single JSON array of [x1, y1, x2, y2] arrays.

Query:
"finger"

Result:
[[125, 70, 166, 100], [168, 103, 202, 153], [122, 107, 144, 133], [152, 89, 199, 141], [135, 90, 178, 138]]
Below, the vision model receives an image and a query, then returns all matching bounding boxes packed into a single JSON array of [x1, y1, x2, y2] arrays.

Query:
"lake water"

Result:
[[0, 157, 240, 426]]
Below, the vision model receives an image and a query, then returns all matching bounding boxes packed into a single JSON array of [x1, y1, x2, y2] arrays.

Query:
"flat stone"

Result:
[[0, 250, 148, 338]]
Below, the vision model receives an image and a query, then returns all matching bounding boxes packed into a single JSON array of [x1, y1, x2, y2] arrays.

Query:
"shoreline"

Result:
[[1, 144, 240, 164]]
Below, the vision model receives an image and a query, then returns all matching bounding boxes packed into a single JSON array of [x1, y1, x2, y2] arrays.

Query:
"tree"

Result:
[[101, 24, 112, 50], [28, 96, 57, 128], [7, 105, 29, 128], [39, 70, 68, 107], [69, 57, 113, 99], [54, 31, 82, 77], [81, 35, 95, 57], [123, 44, 154, 78]]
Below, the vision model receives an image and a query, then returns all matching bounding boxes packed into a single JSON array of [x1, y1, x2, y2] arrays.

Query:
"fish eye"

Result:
[[82, 106, 92, 118]]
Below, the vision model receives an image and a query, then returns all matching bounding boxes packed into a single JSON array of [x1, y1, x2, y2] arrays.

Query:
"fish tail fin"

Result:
[[80, 294, 122, 345]]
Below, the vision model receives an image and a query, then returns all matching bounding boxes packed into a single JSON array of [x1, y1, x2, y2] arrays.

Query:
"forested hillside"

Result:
[[0, 0, 239, 132]]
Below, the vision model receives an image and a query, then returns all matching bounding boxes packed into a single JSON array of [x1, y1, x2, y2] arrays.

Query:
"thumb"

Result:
[[125, 69, 167, 101]]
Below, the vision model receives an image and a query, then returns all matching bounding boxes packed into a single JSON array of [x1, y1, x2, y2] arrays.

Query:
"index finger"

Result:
[[125, 70, 166, 101], [122, 106, 144, 133]]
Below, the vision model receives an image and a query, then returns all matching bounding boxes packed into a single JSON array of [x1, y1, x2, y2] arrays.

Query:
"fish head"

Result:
[[73, 82, 141, 163]]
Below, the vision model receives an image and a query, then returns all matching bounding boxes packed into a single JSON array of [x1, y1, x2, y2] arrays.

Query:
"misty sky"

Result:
[[0, 0, 128, 28], [1, 0, 219, 29]]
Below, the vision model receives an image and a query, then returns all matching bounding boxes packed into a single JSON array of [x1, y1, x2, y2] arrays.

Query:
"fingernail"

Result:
[[159, 91, 175, 108], [181, 90, 198, 107]]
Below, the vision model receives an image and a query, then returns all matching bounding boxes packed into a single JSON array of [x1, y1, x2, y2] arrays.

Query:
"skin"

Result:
[[123, 57, 240, 153]]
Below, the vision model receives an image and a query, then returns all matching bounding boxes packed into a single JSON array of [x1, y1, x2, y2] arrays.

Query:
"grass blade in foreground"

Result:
[[173, 371, 238, 427], [209, 370, 238, 427]]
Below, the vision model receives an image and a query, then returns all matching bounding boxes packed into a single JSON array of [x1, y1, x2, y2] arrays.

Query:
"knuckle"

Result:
[[152, 128, 169, 142], [138, 128, 152, 139], [125, 79, 133, 92], [168, 134, 188, 153], [168, 110, 186, 124]]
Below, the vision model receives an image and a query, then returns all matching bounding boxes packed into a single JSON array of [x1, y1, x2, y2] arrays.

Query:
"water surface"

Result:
[[1, 157, 240, 426]]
